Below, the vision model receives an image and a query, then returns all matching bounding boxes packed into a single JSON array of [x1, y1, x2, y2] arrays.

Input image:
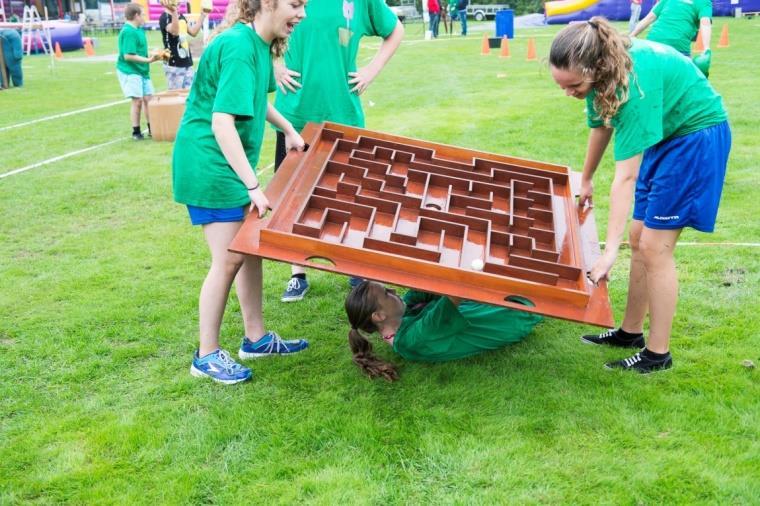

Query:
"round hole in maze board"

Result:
[[504, 295, 534, 307], [306, 256, 336, 267]]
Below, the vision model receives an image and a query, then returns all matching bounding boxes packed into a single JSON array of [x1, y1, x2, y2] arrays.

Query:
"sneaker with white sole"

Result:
[[239, 331, 309, 359], [281, 277, 309, 302], [605, 350, 673, 374], [190, 349, 252, 384]]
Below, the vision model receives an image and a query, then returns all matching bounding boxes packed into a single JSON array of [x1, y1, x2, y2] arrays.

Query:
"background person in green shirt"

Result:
[[171, 0, 309, 385], [272, 0, 404, 303], [344, 281, 542, 381], [549, 18, 730, 374], [116, 3, 163, 140], [631, 0, 712, 57]]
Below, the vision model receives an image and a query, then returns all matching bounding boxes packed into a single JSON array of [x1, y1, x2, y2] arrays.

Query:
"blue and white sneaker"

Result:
[[281, 276, 309, 302], [190, 349, 252, 385], [239, 331, 309, 359], [348, 276, 365, 289]]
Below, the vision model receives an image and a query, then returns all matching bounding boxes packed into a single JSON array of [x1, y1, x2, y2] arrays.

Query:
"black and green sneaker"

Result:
[[581, 328, 645, 348], [605, 349, 673, 374]]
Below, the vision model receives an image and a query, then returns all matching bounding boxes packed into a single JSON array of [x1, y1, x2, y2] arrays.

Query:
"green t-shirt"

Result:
[[392, 291, 542, 363], [585, 39, 727, 162], [647, 0, 712, 55], [116, 23, 150, 78], [172, 23, 276, 208], [273, 0, 398, 132]]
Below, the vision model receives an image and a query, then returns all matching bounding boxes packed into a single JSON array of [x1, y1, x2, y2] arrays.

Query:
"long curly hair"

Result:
[[549, 16, 633, 125], [345, 282, 399, 382], [209, 0, 288, 58]]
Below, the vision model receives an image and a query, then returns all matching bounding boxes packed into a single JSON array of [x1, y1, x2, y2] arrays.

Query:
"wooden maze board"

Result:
[[231, 122, 614, 327]]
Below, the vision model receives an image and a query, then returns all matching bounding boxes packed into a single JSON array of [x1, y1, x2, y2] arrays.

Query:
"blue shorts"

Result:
[[117, 70, 155, 98], [187, 205, 245, 226], [633, 120, 731, 233]]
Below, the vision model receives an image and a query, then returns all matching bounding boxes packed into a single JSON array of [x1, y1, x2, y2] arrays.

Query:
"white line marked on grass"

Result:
[[257, 162, 275, 176], [63, 54, 118, 63], [602, 241, 760, 248], [0, 99, 129, 132], [673, 242, 760, 247], [0, 137, 128, 179]]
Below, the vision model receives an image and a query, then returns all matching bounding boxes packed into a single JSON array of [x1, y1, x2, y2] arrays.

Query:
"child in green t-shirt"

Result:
[[116, 3, 163, 140], [548, 17, 730, 374], [171, 0, 309, 385], [271, 0, 404, 304], [344, 281, 542, 381], [631, 0, 712, 57]]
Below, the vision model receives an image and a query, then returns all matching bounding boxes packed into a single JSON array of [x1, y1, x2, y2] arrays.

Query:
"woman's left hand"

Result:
[[348, 66, 378, 95], [284, 131, 306, 152], [587, 250, 617, 285], [274, 61, 302, 94]]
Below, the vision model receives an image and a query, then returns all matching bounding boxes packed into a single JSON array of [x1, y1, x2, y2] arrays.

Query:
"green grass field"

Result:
[[1, 19, 758, 504]]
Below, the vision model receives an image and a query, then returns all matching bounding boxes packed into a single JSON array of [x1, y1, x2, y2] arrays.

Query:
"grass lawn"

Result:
[[1, 19, 758, 504]]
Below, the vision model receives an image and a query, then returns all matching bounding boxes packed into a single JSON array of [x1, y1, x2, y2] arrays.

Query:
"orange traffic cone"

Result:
[[718, 24, 729, 48], [84, 38, 95, 57], [499, 36, 510, 58], [481, 33, 490, 55], [54, 41, 63, 59], [693, 28, 704, 53], [526, 38, 537, 61]]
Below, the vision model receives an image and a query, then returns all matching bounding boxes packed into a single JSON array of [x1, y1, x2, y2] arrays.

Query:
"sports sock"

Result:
[[132, 126, 141, 135], [642, 348, 670, 360], [617, 328, 644, 339]]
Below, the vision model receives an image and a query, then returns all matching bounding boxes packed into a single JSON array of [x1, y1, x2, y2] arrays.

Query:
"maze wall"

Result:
[[231, 122, 613, 327]]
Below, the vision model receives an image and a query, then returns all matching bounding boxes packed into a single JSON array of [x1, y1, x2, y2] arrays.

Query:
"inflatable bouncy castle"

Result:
[[545, 0, 739, 24], [134, 0, 231, 23]]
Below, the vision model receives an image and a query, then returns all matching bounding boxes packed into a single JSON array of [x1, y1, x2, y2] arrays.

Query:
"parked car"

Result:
[[390, 1, 420, 22], [468, 3, 510, 21]]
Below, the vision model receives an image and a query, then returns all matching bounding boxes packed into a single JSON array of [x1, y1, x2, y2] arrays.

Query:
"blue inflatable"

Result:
[[545, 0, 738, 24]]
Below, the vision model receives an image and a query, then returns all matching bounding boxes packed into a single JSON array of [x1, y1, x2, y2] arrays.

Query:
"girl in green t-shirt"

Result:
[[548, 18, 730, 374], [172, 0, 310, 385], [630, 0, 712, 57], [344, 281, 542, 381], [271, 0, 404, 303]]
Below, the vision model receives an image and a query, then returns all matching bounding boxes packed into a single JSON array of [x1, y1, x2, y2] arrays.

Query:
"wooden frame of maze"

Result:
[[230, 122, 614, 327]]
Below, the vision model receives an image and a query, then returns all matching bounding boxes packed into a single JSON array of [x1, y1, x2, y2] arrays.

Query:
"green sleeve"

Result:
[[696, 0, 712, 19], [652, 0, 667, 17], [399, 297, 468, 349], [585, 94, 604, 128], [121, 29, 139, 55], [367, 0, 399, 38], [213, 57, 256, 118], [402, 290, 438, 306]]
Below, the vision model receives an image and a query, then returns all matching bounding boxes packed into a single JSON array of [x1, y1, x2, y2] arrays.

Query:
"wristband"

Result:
[[247, 183, 260, 191]]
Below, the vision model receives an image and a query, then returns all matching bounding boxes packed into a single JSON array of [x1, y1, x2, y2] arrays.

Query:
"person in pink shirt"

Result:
[[428, 0, 441, 38]]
